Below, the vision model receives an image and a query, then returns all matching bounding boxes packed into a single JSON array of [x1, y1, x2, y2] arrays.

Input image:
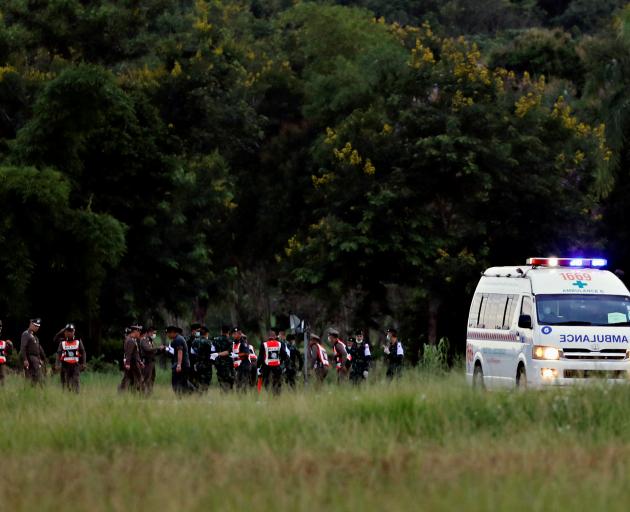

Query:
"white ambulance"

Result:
[[466, 257, 630, 388]]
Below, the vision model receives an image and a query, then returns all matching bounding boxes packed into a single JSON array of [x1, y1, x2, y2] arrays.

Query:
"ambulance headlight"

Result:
[[533, 345, 561, 360]]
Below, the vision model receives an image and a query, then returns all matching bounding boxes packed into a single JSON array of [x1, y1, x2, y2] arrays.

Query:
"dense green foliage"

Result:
[[3, 372, 630, 510], [1, 0, 630, 358]]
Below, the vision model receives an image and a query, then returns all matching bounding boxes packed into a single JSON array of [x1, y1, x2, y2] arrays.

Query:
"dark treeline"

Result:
[[1, 0, 629, 360]]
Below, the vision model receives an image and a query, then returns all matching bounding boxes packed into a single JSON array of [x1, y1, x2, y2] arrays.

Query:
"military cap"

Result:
[[129, 323, 142, 331], [64, 323, 76, 331], [310, 333, 321, 341], [190, 322, 202, 330], [354, 328, 364, 335], [328, 328, 339, 337], [165, 325, 180, 334], [30, 318, 41, 327], [231, 326, 241, 333], [386, 327, 398, 336]]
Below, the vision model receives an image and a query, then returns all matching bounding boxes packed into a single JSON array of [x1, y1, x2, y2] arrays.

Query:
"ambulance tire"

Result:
[[516, 364, 527, 390], [472, 363, 485, 390]]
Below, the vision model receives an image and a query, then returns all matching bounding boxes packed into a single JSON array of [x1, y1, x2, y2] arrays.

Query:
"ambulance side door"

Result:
[[517, 295, 534, 358]]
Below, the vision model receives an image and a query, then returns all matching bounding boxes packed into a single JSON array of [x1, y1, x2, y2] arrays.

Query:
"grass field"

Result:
[[2, 369, 630, 511]]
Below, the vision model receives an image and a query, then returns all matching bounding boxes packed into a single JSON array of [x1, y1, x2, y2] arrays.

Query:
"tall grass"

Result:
[[2, 370, 630, 511]]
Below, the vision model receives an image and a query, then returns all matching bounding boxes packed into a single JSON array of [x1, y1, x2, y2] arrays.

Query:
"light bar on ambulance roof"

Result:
[[526, 257, 607, 268]]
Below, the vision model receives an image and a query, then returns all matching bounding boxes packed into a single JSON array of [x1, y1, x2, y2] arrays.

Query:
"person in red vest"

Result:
[[0, 320, 14, 386], [257, 329, 288, 394], [55, 323, 87, 392], [307, 333, 329, 385], [328, 328, 349, 383]]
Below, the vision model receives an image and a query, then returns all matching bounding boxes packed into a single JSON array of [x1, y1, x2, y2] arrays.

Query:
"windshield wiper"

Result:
[[591, 321, 630, 327], [542, 320, 593, 326]]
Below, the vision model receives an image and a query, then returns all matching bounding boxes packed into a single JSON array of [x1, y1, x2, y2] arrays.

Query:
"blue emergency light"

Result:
[[526, 257, 607, 268]]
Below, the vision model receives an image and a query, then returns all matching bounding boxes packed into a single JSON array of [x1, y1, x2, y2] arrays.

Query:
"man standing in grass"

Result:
[[349, 329, 372, 384], [0, 320, 14, 386], [166, 325, 192, 395], [257, 329, 288, 394], [213, 325, 235, 392], [139, 326, 164, 395], [384, 328, 404, 379], [307, 333, 329, 385], [55, 323, 86, 392], [329, 329, 349, 383], [119, 324, 143, 392], [20, 318, 46, 385]]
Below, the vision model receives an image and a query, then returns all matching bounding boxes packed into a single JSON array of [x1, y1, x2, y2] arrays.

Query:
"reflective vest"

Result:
[[263, 339, 282, 367], [316, 344, 329, 367], [0, 340, 7, 364], [232, 341, 240, 368], [61, 340, 80, 364], [333, 340, 347, 365]]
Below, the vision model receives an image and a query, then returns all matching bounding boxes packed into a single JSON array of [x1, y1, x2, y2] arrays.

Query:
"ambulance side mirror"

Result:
[[518, 315, 532, 329]]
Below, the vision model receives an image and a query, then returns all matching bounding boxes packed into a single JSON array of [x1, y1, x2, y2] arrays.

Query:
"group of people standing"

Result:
[[118, 323, 405, 396], [0, 317, 406, 395], [0, 318, 87, 391]]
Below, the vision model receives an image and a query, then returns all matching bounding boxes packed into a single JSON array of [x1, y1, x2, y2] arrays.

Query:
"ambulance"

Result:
[[465, 257, 630, 388]]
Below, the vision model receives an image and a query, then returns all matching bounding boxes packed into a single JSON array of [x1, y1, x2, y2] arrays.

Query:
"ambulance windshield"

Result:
[[537, 295, 630, 326]]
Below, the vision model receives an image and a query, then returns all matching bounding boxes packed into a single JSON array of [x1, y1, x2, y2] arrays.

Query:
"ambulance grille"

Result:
[[562, 349, 627, 361], [563, 370, 628, 379]]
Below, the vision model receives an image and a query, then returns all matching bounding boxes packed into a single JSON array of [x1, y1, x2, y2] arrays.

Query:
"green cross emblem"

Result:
[[572, 281, 588, 289]]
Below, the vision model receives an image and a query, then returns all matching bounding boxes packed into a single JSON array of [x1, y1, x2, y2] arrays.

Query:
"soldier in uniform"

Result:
[[212, 325, 234, 392], [349, 329, 372, 384], [257, 330, 288, 394], [20, 318, 46, 385], [328, 329, 349, 383], [118, 324, 143, 392], [384, 328, 404, 379], [284, 333, 303, 388], [0, 320, 14, 386], [55, 323, 86, 392], [139, 326, 164, 395], [307, 333, 329, 385], [191, 326, 214, 392]]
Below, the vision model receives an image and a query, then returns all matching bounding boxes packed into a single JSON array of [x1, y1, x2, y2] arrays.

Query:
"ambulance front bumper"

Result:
[[529, 359, 630, 387]]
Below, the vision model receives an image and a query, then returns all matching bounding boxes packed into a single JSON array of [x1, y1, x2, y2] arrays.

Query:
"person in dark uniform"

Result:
[[257, 330, 288, 394], [384, 328, 404, 379], [191, 326, 214, 392], [139, 326, 164, 395], [118, 324, 143, 392], [0, 320, 14, 386], [166, 325, 192, 395], [213, 325, 234, 392], [20, 318, 46, 385], [55, 323, 86, 392], [284, 333, 303, 388], [235, 334, 253, 392], [187, 323, 202, 390], [349, 329, 372, 384]]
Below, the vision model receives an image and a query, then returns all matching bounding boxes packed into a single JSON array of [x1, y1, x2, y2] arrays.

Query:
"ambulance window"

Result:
[[502, 295, 517, 329], [482, 294, 507, 330], [521, 296, 533, 318], [477, 295, 488, 329], [468, 294, 482, 327]]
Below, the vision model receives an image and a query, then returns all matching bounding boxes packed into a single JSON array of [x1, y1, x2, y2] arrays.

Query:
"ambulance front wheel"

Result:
[[516, 364, 527, 390], [473, 363, 485, 390]]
